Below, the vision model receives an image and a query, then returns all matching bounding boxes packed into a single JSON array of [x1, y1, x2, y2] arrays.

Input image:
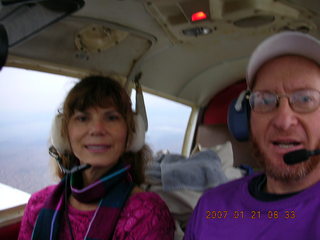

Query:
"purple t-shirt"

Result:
[[184, 175, 320, 240]]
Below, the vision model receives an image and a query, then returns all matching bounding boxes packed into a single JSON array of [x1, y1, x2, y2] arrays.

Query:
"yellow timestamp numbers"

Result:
[[206, 210, 296, 220]]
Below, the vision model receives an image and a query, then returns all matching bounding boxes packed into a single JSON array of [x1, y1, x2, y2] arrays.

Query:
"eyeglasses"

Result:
[[249, 89, 320, 113]]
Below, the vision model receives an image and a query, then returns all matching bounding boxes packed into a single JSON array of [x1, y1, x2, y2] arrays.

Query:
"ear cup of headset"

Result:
[[50, 114, 71, 154], [126, 114, 146, 152], [227, 97, 250, 141]]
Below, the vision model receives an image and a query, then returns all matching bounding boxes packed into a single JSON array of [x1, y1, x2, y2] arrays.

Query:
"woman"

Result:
[[18, 76, 175, 240]]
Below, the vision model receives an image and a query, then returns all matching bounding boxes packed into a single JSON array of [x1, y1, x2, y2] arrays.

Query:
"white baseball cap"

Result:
[[246, 31, 320, 89]]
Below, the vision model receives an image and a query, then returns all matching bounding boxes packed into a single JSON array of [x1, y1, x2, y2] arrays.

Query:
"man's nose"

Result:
[[271, 98, 298, 131]]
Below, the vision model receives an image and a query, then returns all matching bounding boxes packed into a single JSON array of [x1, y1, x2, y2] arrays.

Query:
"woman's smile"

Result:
[[85, 144, 111, 153]]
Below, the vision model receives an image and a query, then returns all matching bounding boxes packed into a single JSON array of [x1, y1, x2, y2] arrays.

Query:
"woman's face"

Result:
[[67, 106, 128, 171]]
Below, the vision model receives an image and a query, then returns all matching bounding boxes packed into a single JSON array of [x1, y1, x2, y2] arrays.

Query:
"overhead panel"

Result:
[[145, 0, 318, 44]]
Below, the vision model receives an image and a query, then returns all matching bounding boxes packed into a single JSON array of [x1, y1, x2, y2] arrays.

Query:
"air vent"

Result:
[[75, 24, 128, 53], [278, 25, 311, 33], [233, 15, 275, 28], [182, 26, 212, 37]]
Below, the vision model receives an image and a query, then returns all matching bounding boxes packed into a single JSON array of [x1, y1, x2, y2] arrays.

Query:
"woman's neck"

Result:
[[81, 166, 111, 187], [69, 195, 98, 211]]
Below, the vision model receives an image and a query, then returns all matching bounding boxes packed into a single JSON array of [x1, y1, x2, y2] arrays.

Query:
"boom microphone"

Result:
[[49, 146, 91, 174], [284, 149, 320, 165], [58, 162, 91, 175]]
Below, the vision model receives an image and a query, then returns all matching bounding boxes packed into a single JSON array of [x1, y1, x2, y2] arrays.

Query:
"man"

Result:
[[184, 31, 320, 239]]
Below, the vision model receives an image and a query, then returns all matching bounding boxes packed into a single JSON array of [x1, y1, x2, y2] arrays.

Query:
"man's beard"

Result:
[[251, 139, 320, 182]]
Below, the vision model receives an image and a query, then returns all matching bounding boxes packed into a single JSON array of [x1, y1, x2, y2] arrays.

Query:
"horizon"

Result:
[[0, 67, 191, 193]]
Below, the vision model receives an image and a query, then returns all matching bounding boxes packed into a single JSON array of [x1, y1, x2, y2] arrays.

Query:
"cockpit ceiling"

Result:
[[4, 0, 320, 106], [10, 17, 153, 78], [139, 0, 320, 105]]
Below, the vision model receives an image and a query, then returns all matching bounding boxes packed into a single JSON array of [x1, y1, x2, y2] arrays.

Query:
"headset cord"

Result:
[[64, 174, 75, 240]]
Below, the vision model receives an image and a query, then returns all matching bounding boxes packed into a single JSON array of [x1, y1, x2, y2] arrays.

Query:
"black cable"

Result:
[[64, 174, 75, 240], [0, 24, 8, 70], [2, 0, 45, 6]]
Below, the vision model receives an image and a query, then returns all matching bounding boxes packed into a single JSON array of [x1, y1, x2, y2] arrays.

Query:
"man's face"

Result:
[[250, 55, 320, 181]]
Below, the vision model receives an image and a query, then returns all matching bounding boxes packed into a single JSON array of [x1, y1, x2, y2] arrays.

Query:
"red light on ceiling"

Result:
[[191, 11, 207, 22]]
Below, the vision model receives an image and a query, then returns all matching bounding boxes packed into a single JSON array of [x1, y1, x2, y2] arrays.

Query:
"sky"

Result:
[[0, 66, 191, 193]]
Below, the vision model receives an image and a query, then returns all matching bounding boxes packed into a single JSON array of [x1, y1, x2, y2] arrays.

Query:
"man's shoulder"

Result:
[[197, 175, 254, 206], [206, 175, 251, 195]]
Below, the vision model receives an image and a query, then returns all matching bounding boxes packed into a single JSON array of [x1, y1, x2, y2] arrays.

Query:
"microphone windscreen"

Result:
[[283, 149, 310, 165]]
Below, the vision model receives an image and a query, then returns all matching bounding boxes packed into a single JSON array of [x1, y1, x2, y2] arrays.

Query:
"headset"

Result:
[[227, 90, 251, 141], [50, 76, 147, 156]]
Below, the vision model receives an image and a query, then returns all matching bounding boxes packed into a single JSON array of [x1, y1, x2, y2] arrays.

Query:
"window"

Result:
[[0, 67, 191, 194], [131, 91, 191, 154], [0, 67, 76, 193]]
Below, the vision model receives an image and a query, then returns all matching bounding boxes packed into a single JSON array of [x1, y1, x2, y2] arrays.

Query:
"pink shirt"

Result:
[[18, 185, 175, 240]]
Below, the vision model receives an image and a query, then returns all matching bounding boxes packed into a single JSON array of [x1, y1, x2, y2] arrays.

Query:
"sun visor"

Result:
[[0, 0, 84, 47], [0, 0, 84, 69]]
